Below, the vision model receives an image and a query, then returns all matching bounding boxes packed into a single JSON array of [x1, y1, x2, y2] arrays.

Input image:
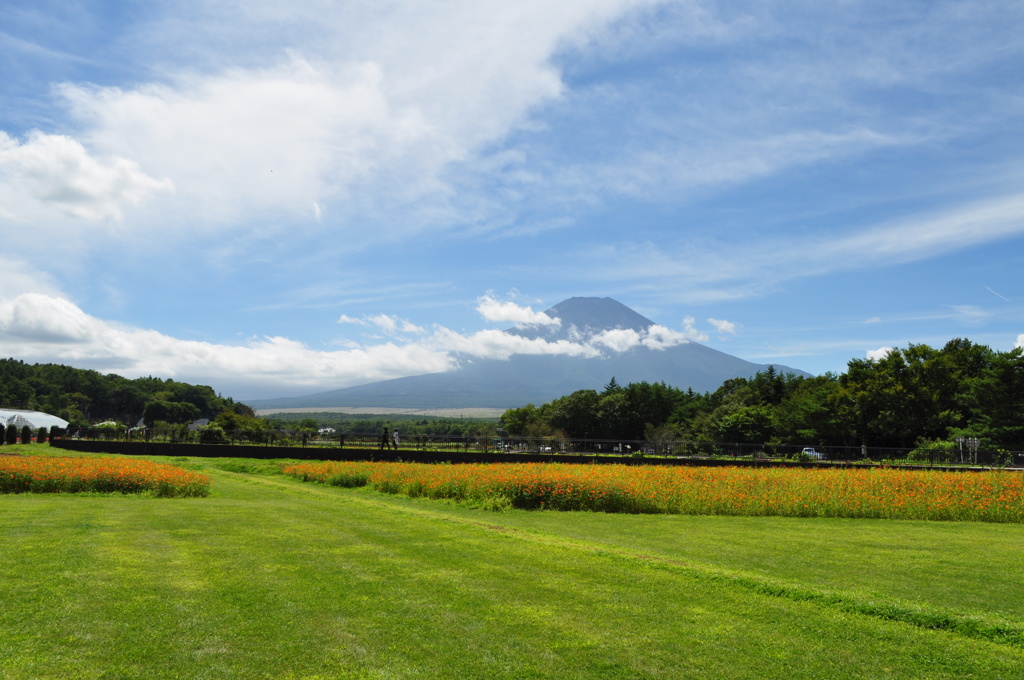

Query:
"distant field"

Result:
[[255, 406, 507, 418], [1, 451, 1022, 679]]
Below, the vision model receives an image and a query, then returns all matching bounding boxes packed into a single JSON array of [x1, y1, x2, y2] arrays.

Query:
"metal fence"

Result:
[[54, 426, 1024, 468]]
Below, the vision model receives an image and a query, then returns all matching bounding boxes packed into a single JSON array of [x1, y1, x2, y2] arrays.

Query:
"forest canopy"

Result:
[[499, 340, 1024, 451], [0, 358, 252, 426]]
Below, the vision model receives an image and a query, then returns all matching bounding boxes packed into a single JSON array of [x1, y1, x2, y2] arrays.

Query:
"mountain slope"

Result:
[[250, 297, 810, 410]]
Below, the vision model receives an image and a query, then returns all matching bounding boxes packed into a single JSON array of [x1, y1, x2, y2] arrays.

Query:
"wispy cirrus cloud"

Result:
[[10, 1, 663, 245], [571, 191, 1024, 304], [338, 313, 425, 335], [708, 318, 737, 335]]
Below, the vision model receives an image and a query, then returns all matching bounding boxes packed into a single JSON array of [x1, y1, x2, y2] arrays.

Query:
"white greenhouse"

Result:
[[0, 408, 69, 431]]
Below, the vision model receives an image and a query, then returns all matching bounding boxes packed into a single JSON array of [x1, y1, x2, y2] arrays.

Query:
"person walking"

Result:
[[392, 429, 400, 449], [380, 426, 390, 450]]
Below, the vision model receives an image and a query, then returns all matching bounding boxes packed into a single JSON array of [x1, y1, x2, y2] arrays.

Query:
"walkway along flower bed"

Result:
[[282, 461, 1024, 522], [0, 456, 211, 497]]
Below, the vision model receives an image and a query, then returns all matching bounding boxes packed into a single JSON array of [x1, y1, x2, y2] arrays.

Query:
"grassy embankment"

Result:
[[1, 446, 1022, 678]]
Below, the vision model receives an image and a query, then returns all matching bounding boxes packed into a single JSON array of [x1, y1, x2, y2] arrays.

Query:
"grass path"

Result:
[[1, 461, 1023, 679], [248, 471, 1024, 647]]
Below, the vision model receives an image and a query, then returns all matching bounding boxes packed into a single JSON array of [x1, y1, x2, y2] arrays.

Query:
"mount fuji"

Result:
[[249, 297, 810, 410]]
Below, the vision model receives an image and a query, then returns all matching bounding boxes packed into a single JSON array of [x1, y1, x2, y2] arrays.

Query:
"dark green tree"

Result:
[[546, 390, 601, 439], [500, 404, 546, 437], [620, 382, 680, 440], [142, 400, 201, 426], [596, 390, 631, 440], [970, 348, 1024, 449], [837, 341, 994, 448], [772, 374, 845, 445]]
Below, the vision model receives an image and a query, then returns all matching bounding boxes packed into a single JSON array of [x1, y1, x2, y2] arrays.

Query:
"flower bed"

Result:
[[0, 456, 211, 497], [283, 461, 1023, 522]]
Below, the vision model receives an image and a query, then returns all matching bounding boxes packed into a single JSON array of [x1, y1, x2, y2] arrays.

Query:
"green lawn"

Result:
[[1, 453, 1022, 679]]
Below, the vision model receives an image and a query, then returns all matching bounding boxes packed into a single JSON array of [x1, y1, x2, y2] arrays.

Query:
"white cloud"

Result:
[[58, 58, 394, 226], [338, 312, 425, 335], [864, 317, 882, 324], [0, 293, 100, 344], [366, 314, 400, 334], [641, 324, 693, 350], [475, 294, 560, 327], [821, 194, 1024, 267], [0, 292, 703, 399], [708, 317, 737, 335], [571, 191, 1024, 305], [26, 1, 660, 245], [428, 327, 600, 361], [948, 305, 990, 325], [589, 327, 641, 352], [0, 258, 64, 299], [0, 130, 172, 222], [1016, 334, 1024, 350], [866, 346, 893, 361], [0, 294, 453, 397], [681, 316, 710, 343], [584, 324, 693, 352]]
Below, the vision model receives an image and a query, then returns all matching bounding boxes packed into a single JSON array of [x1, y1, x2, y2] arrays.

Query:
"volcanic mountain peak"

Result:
[[508, 296, 656, 341]]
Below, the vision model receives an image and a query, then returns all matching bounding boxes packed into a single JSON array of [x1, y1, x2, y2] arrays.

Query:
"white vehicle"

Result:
[[801, 447, 827, 460]]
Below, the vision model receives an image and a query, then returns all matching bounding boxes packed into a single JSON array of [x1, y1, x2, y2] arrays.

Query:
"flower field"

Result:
[[0, 455, 211, 497], [283, 461, 1024, 522]]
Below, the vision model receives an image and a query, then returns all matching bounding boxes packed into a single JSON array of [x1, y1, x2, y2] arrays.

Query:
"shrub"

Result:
[[199, 424, 227, 444], [908, 439, 957, 463], [94, 422, 124, 441], [5, 425, 17, 445], [0, 424, 5, 446], [37, 427, 47, 444], [20, 426, 32, 445]]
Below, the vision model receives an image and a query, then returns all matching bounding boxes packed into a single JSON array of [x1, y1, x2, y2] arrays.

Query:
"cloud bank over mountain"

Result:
[[0, 293, 731, 399]]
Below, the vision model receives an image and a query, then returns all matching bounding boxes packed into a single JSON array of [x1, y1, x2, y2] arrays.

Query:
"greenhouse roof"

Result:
[[0, 409, 69, 430]]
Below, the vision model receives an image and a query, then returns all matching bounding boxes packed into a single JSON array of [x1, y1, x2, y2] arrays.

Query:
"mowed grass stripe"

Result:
[[0, 468, 1019, 679], [483, 509, 1024, 622], [237, 471, 1024, 650]]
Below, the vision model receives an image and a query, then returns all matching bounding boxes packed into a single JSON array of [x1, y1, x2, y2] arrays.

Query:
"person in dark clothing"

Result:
[[380, 427, 391, 450]]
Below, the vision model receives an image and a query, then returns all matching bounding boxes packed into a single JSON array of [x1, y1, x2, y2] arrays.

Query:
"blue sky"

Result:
[[1, 0, 1023, 401]]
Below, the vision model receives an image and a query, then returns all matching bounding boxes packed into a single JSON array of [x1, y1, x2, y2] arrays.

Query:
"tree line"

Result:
[[499, 339, 1024, 452], [263, 413, 498, 439], [0, 358, 253, 426], [4, 337, 1023, 452]]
